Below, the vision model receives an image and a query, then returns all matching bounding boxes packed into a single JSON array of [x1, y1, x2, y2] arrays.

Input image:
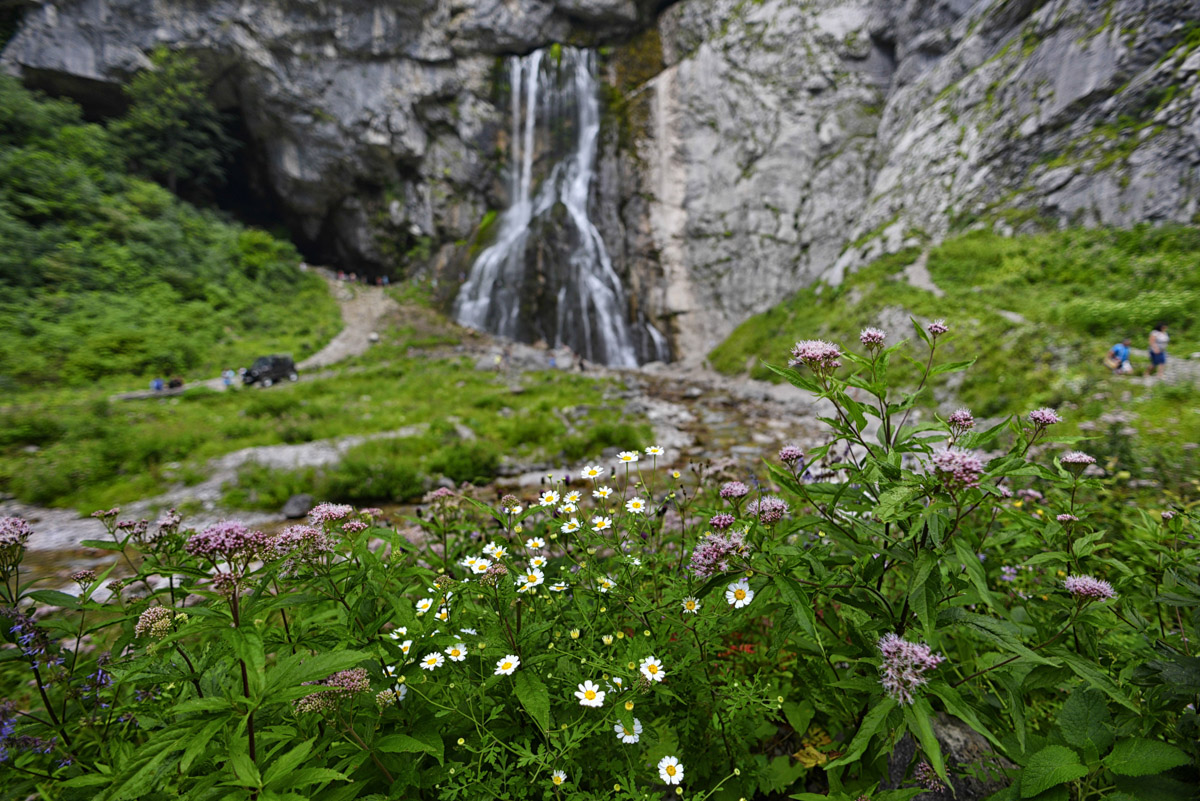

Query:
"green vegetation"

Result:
[[0, 313, 649, 510], [0, 75, 340, 388], [112, 47, 236, 194], [710, 225, 1200, 450]]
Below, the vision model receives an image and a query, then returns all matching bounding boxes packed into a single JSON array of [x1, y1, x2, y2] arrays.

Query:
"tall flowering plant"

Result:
[[0, 320, 1196, 799]]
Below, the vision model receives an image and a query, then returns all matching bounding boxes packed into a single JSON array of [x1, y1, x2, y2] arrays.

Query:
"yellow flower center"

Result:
[[501, 661, 512, 670], [649, 665, 658, 675], [625, 700, 634, 711], [734, 589, 746, 600], [585, 690, 596, 700], [623, 727, 632, 735], [553, 776, 563, 785], [666, 765, 677, 777]]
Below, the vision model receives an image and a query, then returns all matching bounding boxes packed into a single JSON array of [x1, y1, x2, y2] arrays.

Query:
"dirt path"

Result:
[[299, 278, 398, 370]]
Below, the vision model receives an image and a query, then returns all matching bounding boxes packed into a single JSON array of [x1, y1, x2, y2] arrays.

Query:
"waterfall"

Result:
[[453, 47, 666, 367]]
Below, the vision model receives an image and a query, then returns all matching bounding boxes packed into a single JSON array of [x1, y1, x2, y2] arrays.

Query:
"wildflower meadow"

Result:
[[1, 320, 1197, 800]]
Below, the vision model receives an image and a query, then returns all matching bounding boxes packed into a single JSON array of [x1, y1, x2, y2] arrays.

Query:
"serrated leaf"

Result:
[[263, 738, 315, 788], [774, 575, 820, 647], [877, 485, 921, 522], [1105, 738, 1190, 776], [513, 670, 550, 733], [1019, 745, 1088, 797], [1056, 688, 1113, 753]]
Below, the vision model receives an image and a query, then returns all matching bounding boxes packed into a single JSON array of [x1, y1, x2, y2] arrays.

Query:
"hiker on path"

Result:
[[1148, 323, 1169, 377]]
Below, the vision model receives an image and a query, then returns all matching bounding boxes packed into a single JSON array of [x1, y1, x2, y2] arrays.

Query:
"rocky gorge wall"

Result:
[[6, 0, 1200, 362]]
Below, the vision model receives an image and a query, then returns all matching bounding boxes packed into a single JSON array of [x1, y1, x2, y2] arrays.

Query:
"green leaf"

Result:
[[26, 589, 81, 609], [927, 682, 1004, 751], [782, 701, 815, 737], [908, 552, 938, 641], [876, 485, 921, 522], [228, 752, 262, 789], [263, 738, 315, 788], [904, 698, 948, 787], [1019, 745, 1088, 798], [774, 575, 820, 647], [825, 698, 897, 768], [1105, 738, 1190, 776], [930, 358, 977, 376], [513, 671, 550, 733], [953, 539, 995, 609], [287, 768, 350, 788], [1056, 688, 1113, 754], [1060, 653, 1138, 712], [377, 726, 444, 766]]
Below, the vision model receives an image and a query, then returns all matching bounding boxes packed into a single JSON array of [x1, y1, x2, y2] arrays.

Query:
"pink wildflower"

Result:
[[1028, 408, 1063, 427], [689, 531, 748, 579], [878, 633, 945, 705], [709, 513, 736, 531], [778, 445, 804, 464], [719, 481, 749, 499], [185, 521, 268, 562], [931, 448, 985, 490], [746, 496, 789, 525], [927, 319, 949, 337], [789, 340, 842, 374], [947, 408, 975, 433], [0, 517, 33, 551], [859, 328, 886, 349], [309, 503, 354, 526], [1064, 575, 1115, 602]]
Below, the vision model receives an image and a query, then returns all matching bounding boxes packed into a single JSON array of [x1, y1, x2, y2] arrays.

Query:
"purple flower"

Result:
[[342, 520, 368, 535], [719, 481, 749, 500], [1001, 565, 1018, 582], [746, 496, 789, 525], [914, 761, 946, 792], [134, 607, 174, 639], [778, 445, 805, 464], [309, 503, 355, 527], [931, 448, 985, 491], [947, 408, 975, 433], [185, 521, 269, 562], [0, 517, 33, 560], [1060, 450, 1095, 476], [1056, 513, 1078, 523], [1017, 488, 1043, 503], [1162, 510, 1177, 522], [859, 328, 886, 349], [927, 319, 949, 337], [788, 340, 842, 374], [688, 531, 748, 579], [1064, 575, 1115, 602], [70, 569, 96, 589], [709, 513, 736, 531], [878, 633, 945, 705], [1028, 408, 1063, 427], [295, 667, 371, 713]]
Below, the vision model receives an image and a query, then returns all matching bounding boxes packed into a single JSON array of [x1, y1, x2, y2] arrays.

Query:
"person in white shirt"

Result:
[[1147, 323, 1169, 377]]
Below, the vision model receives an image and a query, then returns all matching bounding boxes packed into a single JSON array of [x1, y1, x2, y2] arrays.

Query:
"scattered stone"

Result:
[[281, 494, 315, 519]]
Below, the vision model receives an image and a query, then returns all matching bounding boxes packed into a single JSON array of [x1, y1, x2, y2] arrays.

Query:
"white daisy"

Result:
[[681, 596, 701, 614], [593, 486, 614, 500], [503, 503, 523, 516], [617, 451, 640, 464], [396, 684, 408, 702], [384, 663, 399, 677], [529, 555, 547, 569], [483, 543, 508, 560], [520, 568, 544, 588], [399, 639, 413, 655], [592, 516, 612, 532], [614, 718, 643, 744], [726, 579, 754, 609], [445, 642, 468, 662], [494, 654, 520, 676], [597, 576, 615, 593], [525, 537, 546, 550], [415, 598, 433, 615], [459, 627, 478, 635], [561, 518, 581, 534], [539, 490, 560, 507], [580, 465, 604, 481], [557, 502, 577, 515], [460, 556, 480, 570], [564, 490, 582, 504], [625, 497, 647, 514], [436, 607, 450, 622], [388, 627, 408, 640], [470, 559, 492, 575], [639, 656, 665, 683], [551, 769, 567, 787], [627, 557, 642, 568], [549, 581, 569, 592], [575, 680, 606, 707], [420, 652, 445, 671], [658, 756, 683, 785], [645, 445, 664, 456]]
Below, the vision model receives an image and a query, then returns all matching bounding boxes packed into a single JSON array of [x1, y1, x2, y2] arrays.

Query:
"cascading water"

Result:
[[453, 47, 668, 367]]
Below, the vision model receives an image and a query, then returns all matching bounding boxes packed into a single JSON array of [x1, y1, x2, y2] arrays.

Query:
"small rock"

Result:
[[885, 714, 1013, 800], [281, 494, 316, 519]]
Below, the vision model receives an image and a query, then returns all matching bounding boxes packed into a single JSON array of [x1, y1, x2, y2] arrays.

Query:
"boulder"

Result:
[[281, 493, 315, 520]]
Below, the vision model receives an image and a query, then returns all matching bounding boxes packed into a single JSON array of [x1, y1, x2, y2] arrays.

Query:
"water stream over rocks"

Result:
[[453, 47, 667, 366]]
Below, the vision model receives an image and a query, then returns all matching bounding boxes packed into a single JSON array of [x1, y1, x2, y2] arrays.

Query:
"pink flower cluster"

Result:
[[689, 530, 748, 579], [296, 667, 370, 713], [789, 340, 842, 374], [878, 633, 945, 705], [0, 517, 33, 551], [134, 606, 173, 639], [1028, 408, 1063, 427], [778, 445, 805, 464], [947, 408, 975, 433], [746, 496, 789, 525], [914, 761, 946, 792], [719, 481, 750, 499], [709, 513, 736, 531], [309, 503, 355, 527], [185, 521, 269, 562], [1056, 513, 1079, 523], [1064, 575, 1115, 602], [927, 319, 949, 337], [931, 448, 985, 490], [1060, 450, 1095, 465], [859, 328, 886, 348]]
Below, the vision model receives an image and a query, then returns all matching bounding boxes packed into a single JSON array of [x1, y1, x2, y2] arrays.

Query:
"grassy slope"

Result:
[[710, 226, 1200, 454], [0, 76, 341, 389]]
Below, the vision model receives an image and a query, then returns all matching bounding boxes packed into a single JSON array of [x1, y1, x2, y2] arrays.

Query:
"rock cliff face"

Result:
[[6, 0, 1200, 362]]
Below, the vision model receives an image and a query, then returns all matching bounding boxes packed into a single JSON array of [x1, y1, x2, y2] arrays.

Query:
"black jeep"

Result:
[[243, 355, 298, 387]]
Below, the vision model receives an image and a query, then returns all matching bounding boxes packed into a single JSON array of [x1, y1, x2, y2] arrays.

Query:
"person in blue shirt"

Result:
[[1107, 338, 1132, 374]]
